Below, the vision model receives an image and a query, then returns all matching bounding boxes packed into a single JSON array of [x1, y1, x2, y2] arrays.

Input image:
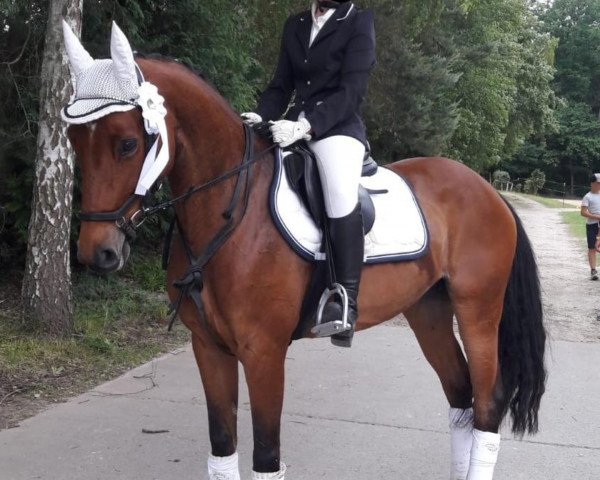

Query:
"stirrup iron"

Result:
[[311, 283, 351, 337]]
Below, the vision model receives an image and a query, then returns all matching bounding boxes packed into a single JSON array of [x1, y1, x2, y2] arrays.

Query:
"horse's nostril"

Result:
[[93, 247, 120, 272]]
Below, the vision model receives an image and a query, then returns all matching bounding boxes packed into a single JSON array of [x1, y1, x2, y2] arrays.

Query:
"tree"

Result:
[[365, 0, 461, 161], [520, 0, 600, 191], [446, 0, 557, 172], [21, 0, 82, 335], [82, 0, 261, 111], [545, 103, 600, 194], [0, 1, 48, 265], [542, 0, 600, 111]]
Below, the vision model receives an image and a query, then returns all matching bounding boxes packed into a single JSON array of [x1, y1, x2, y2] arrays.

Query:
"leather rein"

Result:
[[80, 122, 276, 331]]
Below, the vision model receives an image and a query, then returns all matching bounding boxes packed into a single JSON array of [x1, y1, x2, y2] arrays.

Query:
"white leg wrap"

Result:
[[251, 462, 286, 479], [449, 407, 474, 480], [466, 429, 501, 480], [207, 452, 241, 480]]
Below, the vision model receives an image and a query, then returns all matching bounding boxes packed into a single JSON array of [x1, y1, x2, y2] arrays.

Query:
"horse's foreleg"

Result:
[[191, 333, 241, 480], [404, 282, 473, 480], [242, 344, 288, 479], [453, 294, 505, 480]]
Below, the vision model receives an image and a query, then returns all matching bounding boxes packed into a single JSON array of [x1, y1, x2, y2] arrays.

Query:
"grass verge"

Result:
[[0, 248, 189, 430], [560, 210, 587, 241], [520, 193, 576, 209], [504, 192, 585, 242]]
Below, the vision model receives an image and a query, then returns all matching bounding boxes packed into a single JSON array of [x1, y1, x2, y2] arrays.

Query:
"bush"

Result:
[[524, 169, 546, 194], [492, 170, 511, 190]]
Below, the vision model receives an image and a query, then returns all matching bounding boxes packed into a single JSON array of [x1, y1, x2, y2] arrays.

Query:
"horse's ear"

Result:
[[62, 19, 94, 75], [110, 22, 137, 86]]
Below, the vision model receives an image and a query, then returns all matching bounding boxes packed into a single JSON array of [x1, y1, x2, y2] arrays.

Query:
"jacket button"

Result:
[[307, 80, 311, 85], [304, 59, 308, 63]]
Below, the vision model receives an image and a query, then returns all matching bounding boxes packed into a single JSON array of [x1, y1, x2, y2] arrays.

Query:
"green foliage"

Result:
[[548, 104, 600, 166], [561, 210, 587, 241], [542, 0, 600, 108], [446, 0, 557, 171], [0, 249, 183, 393], [519, 0, 600, 191], [365, 1, 461, 160], [492, 170, 511, 190], [524, 168, 546, 194], [81, 1, 261, 111], [0, 1, 47, 266], [0, 0, 564, 267]]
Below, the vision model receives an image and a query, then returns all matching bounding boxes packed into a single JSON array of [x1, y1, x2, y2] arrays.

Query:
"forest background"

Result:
[[2, 0, 600, 266]]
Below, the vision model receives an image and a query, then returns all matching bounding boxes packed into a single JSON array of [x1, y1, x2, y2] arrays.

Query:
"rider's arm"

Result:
[[256, 17, 295, 122]]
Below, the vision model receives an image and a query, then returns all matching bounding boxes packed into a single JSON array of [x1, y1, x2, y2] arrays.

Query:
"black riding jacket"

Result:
[[256, 3, 376, 146]]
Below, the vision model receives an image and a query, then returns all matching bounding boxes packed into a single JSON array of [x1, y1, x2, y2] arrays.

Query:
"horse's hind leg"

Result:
[[404, 281, 473, 480], [191, 333, 241, 479], [452, 289, 506, 480]]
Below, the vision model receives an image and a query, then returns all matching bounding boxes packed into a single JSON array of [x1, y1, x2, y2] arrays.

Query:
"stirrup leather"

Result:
[[311, 283, 352, 337]]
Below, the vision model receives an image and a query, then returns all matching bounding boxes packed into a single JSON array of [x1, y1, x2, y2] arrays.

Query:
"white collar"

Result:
[[311, 2, 336, 25]]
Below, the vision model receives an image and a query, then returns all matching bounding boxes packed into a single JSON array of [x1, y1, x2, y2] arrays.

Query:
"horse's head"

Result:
[[62, 21, 172, 273]]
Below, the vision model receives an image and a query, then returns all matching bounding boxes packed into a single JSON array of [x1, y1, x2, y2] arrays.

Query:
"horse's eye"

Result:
[[118, 139, 138, 157]]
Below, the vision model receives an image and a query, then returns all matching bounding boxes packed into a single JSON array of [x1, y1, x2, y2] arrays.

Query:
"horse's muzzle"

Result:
[[77, 225, 131, 274], [90, 242, 129, 273]]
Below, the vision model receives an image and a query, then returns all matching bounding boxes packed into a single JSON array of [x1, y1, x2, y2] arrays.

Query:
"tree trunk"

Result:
[[21, 1, 83, 336]]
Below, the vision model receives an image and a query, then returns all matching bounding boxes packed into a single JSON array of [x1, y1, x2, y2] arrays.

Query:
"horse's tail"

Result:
[[499, 200, 546, 436]]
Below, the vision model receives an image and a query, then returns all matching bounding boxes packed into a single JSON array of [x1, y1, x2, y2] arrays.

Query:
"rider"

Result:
[[242, 0, 376, 347]]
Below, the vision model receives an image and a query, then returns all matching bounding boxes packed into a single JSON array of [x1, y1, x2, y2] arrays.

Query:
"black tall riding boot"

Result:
[[321, 203, 364, 348]]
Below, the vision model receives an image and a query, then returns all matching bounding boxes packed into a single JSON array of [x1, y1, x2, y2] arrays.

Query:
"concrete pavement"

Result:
[[1, 325, 599, 479]]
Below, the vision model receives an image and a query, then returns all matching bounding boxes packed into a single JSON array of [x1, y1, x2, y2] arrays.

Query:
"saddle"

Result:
[[283, 142, 379, 236], [281, 142, 383, 341], [254, 125, 429, 341]]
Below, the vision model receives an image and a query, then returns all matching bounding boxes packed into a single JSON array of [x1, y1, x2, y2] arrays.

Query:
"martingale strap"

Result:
[[167, 123, 255, 332]]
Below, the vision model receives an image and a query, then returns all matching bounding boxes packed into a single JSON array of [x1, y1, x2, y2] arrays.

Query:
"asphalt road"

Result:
[[1, 325, 599, 480]]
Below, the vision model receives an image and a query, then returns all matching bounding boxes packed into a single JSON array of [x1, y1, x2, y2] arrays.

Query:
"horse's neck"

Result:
[[159, 69, 266, 251]]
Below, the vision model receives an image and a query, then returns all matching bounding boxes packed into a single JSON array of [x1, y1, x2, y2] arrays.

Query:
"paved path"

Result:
[[504, 193, 600, 342], [1, 196, 600, 479], [1, 327, 599, 479]]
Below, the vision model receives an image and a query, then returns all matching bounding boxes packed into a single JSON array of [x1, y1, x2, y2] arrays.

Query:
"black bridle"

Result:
[[78, 123, 276, 242], [79, 121, 276, 333]]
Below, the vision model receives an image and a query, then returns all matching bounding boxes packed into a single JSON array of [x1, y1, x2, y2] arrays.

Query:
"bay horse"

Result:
[[65, 27, 546, 480]]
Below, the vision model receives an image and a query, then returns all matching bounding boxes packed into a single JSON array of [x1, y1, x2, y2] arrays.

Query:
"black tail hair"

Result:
[[499, 200, 547, 435]]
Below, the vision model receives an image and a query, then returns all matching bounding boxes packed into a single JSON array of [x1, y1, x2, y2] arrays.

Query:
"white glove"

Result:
[[241, 112, 262, 125], [270, 118, 312, 147]]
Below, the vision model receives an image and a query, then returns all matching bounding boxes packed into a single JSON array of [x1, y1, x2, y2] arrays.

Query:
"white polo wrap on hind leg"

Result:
[[466, 429, 500, 480], [251, 462, 287, 479], [449, 407, 474, 480], [207, 452, 241, 480]]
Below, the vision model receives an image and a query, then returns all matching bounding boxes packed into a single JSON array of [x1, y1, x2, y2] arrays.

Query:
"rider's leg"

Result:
[[309, 135, 365, 347]]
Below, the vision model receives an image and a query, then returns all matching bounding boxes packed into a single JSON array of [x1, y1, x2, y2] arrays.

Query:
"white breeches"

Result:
[[308, 135, 365, 219]]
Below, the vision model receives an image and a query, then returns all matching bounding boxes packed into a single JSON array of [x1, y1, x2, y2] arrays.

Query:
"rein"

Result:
[[82, 121, 276, 333], [79, 124, 276, 242]]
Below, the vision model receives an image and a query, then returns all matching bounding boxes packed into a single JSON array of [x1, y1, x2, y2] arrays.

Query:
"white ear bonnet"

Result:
[[61, 21, 168, 195]]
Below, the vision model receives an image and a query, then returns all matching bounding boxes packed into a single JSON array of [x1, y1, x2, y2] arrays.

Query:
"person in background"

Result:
[[581, 173, 600, 280]]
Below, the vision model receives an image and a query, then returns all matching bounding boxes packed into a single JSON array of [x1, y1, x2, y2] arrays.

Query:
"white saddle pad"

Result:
[[269, 150, 429, 264]]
